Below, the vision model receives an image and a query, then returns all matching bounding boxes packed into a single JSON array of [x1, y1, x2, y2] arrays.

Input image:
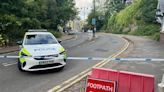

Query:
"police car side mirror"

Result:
[[58, 40, 62, 43], [17, 41, 22, 45]]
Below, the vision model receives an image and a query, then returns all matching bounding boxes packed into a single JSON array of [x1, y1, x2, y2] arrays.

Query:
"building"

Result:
[[157, 0, 164, 44], [156, 0, 164, 24], [66, 18, 81, 31], [159, 0, 164, 13]]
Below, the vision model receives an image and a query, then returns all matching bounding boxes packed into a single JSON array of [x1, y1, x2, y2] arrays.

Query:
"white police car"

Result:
[[17, 29, 67, 71]]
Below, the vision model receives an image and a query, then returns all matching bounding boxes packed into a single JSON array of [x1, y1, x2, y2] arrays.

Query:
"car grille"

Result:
[[29, 63, 62, 69], [34, 54, 58, 60]]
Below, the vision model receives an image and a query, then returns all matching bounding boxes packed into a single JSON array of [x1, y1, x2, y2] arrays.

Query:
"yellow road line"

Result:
[[48, 36, 129, 92], [98, 38, 129, 67]]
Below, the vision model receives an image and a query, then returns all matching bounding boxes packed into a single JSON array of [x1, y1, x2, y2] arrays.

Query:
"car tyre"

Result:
[[64, 59, 67, 62], [18, 59, 24, 72]]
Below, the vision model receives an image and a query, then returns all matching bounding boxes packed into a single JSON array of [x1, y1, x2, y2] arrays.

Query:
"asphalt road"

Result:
[[0, 33, 125, 92]]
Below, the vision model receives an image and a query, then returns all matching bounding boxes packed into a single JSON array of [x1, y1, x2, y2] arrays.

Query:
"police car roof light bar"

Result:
[[28, 29, 47, 32]]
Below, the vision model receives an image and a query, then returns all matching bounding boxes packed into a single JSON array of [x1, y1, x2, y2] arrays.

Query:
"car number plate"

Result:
[[39, 60, 54, 65]]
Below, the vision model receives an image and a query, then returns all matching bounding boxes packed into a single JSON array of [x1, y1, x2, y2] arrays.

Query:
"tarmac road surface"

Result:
[[0, 33, 125, 92]]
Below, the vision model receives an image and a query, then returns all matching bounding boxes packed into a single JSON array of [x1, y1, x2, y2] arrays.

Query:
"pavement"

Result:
[[109, 35, 164, 92], [63, 34, 164, 92], [0, 34, 75, 54]]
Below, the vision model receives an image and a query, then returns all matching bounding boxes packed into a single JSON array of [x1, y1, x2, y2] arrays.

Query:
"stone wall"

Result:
[[160, 32, 164, 45]]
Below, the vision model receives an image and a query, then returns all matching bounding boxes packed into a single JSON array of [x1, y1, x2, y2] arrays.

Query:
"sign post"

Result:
[[86, 77, 116, 92], [91, 18, 96, 38], [92, 18, 96, 25]]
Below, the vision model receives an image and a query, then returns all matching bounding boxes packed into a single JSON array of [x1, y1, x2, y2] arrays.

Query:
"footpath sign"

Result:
[[88, 68, 154, 92], [86, 77, 116, 92]]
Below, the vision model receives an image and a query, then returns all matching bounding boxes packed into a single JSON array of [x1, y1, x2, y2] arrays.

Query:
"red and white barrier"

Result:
[[86, 68, 154, 92]]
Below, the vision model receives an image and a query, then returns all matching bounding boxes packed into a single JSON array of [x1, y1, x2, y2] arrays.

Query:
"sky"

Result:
[[75, 0, 93, 20]]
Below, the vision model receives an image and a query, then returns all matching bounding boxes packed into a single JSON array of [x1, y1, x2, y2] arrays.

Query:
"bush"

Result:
[[0, 14, 26, 43], [131, 24, 160, 36], [152, 33, 160, 41], [21, 18, 41, 29], [105, 0, 160, 41], [139, 0, 158, 23], [107, 0, 141, 33], [0, 34, 5, 46], [49, 30, 62, 38]]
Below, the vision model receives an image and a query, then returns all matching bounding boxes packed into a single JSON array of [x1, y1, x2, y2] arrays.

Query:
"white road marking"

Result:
[[2, 62, 17, 66]]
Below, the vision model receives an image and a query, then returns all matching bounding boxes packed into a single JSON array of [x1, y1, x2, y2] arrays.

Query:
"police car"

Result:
[[17, 29, 67, 71]]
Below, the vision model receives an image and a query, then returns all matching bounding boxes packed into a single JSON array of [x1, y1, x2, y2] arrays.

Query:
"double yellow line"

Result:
[[48, 36, 130, 92]]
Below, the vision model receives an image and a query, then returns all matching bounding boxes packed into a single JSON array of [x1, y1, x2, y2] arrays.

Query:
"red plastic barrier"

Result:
[[89, 68, 154, 92]]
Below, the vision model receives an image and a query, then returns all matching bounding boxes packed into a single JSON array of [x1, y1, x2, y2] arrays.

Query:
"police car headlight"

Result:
[[59, 51, 65, 55], [21, 52, 32, 57]]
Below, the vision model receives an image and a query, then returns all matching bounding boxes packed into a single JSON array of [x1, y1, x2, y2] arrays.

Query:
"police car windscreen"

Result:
[[24, 34, 58, 45]]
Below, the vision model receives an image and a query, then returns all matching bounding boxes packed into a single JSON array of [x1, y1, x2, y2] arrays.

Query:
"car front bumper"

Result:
[[21, 55, 66, 71]]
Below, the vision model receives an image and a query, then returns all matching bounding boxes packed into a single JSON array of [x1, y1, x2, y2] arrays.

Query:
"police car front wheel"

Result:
[[64, 59, 67, 62], [17, 59, 25, 72]]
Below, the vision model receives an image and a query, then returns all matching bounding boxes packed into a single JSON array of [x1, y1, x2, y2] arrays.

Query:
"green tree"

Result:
[[0, 0, 77, 43], [56, 0, 77, 26], [87, 11, 104, 31], [139, 0, 158, 23], [87, 0, 125, 30]]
